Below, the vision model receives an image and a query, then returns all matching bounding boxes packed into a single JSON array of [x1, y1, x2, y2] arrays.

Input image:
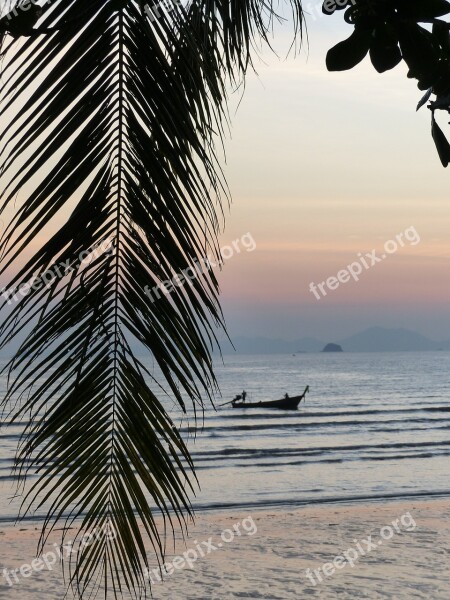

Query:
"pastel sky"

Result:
[[1, 6, 449, 344], [216, 8, 450, 341]]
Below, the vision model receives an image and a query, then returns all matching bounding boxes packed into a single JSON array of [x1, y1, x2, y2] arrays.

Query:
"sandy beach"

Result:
[[1, 498, 450, 599]]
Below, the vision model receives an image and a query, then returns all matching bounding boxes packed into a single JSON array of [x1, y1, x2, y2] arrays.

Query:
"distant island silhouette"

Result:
[[2, 326, 450, 359], [208, 326, 450, 355], [322, 343, 343, 353]]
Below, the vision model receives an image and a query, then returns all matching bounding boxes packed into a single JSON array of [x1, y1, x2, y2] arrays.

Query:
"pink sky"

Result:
[[1, 14, 450, 342]]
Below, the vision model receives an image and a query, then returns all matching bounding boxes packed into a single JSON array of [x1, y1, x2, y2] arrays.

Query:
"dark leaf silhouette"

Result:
[[398, 23, 438, 75], [370, 35, 402, 73], [416, 88, 433, 111], [431, 113, 450, 167], [326, 28, 371, 71], [396, 0, 450, 20]]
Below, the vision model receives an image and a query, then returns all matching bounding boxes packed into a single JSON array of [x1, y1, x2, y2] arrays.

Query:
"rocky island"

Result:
[[322, 343, 343, 352]]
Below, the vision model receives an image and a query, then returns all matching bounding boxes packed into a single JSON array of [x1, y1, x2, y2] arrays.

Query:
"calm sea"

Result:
[[1, 352, 450, 522]]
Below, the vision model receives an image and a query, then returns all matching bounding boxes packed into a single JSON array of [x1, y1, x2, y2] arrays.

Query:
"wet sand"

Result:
[[1, 498, 449, 599]]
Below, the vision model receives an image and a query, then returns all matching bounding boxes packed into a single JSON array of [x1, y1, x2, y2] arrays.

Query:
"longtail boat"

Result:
[[230, 385, 309, 410]]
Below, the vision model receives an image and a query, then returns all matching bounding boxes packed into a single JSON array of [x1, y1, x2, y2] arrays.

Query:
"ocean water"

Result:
[[1, 352, 450, 522]]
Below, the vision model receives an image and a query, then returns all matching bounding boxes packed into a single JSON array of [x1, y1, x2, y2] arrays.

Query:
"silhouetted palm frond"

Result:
[[0, 1, 303, 597]]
